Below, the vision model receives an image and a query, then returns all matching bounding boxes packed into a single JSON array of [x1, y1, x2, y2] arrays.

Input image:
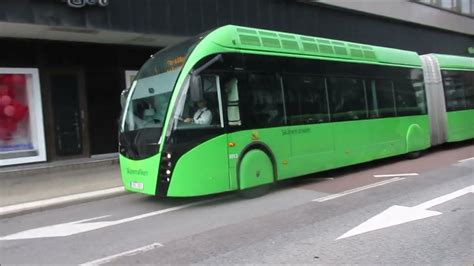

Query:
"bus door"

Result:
[[366, 79, 403, 158], [224, 73, 292, 189], [328, 77, 371, 166], [283, 75, 335, 175], [197, 74, 230, 192]]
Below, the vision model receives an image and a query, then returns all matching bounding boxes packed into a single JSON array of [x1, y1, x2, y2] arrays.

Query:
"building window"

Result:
[[412, 0, 474, 16], [461, 0, 471, 14], [0, 68, 46, 166]]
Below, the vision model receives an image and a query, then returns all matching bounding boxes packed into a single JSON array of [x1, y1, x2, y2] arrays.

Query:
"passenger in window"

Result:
[[258, 92, 280, 124], [396, 94, 408, 108], [333, 96, 345, 113], [184, 98, 212, 125]]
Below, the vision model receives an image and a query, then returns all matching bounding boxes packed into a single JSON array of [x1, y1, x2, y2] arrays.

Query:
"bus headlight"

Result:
[[159, 151, 174, 183]]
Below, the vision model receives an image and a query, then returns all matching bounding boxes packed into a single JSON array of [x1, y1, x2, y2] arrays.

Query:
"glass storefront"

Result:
[[0, 68, 46, 166]]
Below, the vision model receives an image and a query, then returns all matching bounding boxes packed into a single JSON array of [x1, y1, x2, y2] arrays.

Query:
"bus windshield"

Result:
[[121, 38, 198, 133]]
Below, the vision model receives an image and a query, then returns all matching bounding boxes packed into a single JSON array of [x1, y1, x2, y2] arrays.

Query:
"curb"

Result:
[[0, 158, 119, 178], [0, 187, 127, 218]]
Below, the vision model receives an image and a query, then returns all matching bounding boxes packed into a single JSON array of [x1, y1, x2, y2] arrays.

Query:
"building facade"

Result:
[[0, 0, 472, 166]]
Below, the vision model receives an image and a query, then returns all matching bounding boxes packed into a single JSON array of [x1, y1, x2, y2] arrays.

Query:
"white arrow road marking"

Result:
[[80, 242, 163, 266], [337, 185, 474, 240], [0, 197, 223, 241]]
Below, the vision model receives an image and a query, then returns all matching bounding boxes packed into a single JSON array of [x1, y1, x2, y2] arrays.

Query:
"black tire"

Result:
[[237, 184, 272, 199], [406, 150, 421, 159]]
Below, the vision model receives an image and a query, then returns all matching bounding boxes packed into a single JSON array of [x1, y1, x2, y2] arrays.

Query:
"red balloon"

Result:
[[1, 74, 13, 88], [0, 75, 29, 141], [4, 105, 15, 117], [0, 127, 10, 141], [12, 74, 26, 89], [11, 102, 28, 121], [0, 85, 14, 98], [1, 117, 17, 132], [0, 85, 9, 96], [0, 95, 12, 106]]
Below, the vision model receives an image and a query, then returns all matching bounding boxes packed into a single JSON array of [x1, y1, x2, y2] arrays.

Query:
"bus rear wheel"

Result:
[[406, 150, 421, 159]]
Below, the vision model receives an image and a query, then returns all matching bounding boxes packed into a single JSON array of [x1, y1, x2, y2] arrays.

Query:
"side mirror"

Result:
[[120, 90, 128, 109], [190, 74, 203, 102]]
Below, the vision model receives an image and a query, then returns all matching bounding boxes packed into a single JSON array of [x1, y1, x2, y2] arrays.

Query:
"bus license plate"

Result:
[[131, 181, 143, 190]]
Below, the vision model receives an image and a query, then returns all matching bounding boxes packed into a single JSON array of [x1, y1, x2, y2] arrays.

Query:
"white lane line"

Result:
[[312, 177, 405, 202], [458, 157, 474, 163], [80, 242, 163, 266], [373, 173, 418, 178], [0, 187, 125, 217]]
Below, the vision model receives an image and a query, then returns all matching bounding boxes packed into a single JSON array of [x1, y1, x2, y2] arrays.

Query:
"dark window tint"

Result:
[[283, 75, 329, 124], [442, 70, 474, 111], [240, 74, 285, 127], [465, 72, 474, 109], [367, 80, 396, 118], [284, 57, 413, 80], [328, 78, 367, 121], [394, 80, 426, 115], [243, 54, 282, 73]]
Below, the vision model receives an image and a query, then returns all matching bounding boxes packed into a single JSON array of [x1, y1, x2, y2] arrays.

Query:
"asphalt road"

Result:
[[0, 142, 473, 264]]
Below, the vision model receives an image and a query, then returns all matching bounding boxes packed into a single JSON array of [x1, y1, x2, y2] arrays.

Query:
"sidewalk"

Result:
[[0, 155, 126, 217]]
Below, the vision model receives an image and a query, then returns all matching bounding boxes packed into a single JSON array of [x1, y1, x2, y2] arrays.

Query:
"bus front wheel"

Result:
[[237, 149, 275, 198]]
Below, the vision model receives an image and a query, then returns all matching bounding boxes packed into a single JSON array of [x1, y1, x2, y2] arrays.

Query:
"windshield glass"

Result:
[[121, 38, 198, 133]]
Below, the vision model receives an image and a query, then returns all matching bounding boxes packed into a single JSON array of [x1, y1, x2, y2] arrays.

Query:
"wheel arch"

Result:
[[236, 141, 278, 190]]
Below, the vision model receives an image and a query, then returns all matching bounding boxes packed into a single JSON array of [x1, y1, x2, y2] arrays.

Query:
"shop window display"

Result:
[[0, 69, 46, 166]]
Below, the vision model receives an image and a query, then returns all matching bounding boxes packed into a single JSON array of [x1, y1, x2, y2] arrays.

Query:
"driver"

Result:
[[137, 106, 160, 128], [184, 98, 212, 125]]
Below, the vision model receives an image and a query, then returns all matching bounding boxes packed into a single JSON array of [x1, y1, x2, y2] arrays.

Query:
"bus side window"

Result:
[[442, 70, 472, 111], [367, 79, 396, 118], [394, 80, 426, 116], [225, 78, 242, 126], [465, 72, 474, 109], [328, 77, 367, 121], [283, 75, 329, 124], [246, 74, 285, 127]]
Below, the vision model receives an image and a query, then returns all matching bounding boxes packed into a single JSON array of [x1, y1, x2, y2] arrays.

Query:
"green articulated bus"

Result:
[[420, 54, 474, 145], [119, 25, 472, 197]]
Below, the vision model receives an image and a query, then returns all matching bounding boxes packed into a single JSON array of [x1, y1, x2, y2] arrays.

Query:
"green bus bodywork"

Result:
[[120, 25, 433, 197], [433, 54, 474, 142], [433, 54, 474, 71]]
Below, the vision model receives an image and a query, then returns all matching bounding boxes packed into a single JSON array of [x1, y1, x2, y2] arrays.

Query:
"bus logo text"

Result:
[[127, 168, 149, 176], [282, 128, 311, 136]]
